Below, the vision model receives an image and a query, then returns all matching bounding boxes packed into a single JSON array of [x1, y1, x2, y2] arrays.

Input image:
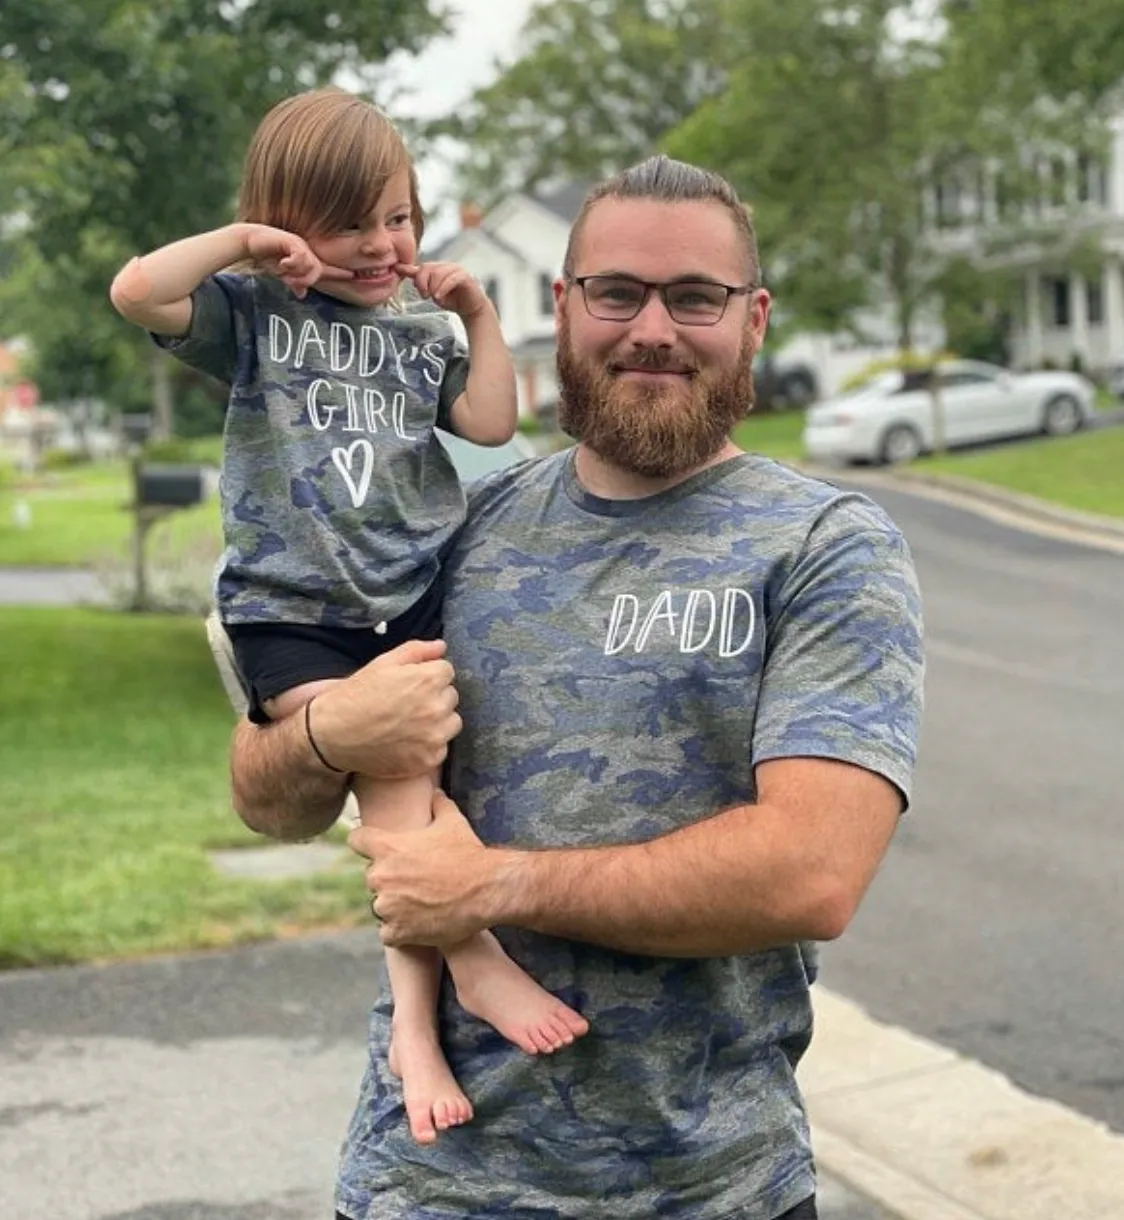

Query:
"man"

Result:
[[231, 155, 925, 1220]]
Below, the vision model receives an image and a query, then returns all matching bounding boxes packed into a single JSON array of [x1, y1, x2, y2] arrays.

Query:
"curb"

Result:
[[801, 990, 1124, 1220], [886, 471, 1124, 542], [796, 463, 1124, 554]]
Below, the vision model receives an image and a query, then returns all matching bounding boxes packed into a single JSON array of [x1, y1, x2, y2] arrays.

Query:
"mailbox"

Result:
[[135, 463, 206, 508], [120, 413, 153, 447]]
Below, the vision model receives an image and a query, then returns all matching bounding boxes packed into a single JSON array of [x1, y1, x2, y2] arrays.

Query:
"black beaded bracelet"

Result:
[[304, 697, 347, 774]]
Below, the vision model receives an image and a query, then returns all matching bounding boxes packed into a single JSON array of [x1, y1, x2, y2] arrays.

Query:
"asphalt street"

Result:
[[816, 480, 1124, 1133], [0, 931, 892, 1220]]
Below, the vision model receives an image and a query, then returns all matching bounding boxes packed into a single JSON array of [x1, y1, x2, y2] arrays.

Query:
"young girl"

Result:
[[109, 87, 588, 1146]]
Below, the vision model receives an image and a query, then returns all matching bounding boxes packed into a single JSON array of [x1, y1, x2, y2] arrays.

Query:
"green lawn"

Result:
[[0, 454, 221, 567], [916, 425, 1124, 519], [0, 608, 364, 969], [732, 408, 806, 462]]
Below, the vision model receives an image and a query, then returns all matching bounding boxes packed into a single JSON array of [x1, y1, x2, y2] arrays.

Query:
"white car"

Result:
[[802, 360, 1096, 466], [1108, 361, 1124, 401]]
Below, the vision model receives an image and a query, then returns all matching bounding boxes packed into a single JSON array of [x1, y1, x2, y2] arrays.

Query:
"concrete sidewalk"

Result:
[[0, 564, 105, 605], [0, 929, 892, 1220]]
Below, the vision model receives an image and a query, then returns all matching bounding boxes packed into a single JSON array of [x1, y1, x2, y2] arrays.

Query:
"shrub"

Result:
[[92, 521, 221, 615], [40, 448, 93, 471]]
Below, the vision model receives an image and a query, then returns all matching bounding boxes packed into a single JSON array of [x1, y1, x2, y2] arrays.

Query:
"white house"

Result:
[[425, 185, 589, 419], [924, 115, 1124, 376]]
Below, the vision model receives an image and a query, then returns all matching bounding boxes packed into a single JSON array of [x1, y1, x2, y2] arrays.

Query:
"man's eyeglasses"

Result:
[[570, 275, 757, 326]]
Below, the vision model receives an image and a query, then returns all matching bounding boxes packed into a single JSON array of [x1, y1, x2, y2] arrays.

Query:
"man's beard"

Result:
[[555, 319, 756, 480]]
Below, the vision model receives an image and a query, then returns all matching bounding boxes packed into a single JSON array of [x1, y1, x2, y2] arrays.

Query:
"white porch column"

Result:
[[1109, 118, 1124, 215], [1024, 271, 1044, 368], [1104, 257, 1124, 358], [1070, 271, 1090, 367]]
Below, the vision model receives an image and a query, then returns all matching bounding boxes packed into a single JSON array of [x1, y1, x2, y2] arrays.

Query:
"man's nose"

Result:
[[626, 291, 677, 345]]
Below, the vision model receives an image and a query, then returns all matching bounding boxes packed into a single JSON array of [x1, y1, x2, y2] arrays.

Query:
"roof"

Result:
[[424, 227, 529, 265], [532, 181, 592, 223]]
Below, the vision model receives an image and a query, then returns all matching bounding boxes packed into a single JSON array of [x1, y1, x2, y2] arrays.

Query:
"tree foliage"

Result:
[[431, 0, 727, 207], [0, 0, 450, 434], [665, 0, 968, 345]]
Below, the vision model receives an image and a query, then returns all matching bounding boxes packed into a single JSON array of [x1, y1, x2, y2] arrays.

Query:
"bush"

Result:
[[39, 448, 93, 471], [142, 435, 222, 466], [838, 349, 958, 394], [92, 521, 221, 615]]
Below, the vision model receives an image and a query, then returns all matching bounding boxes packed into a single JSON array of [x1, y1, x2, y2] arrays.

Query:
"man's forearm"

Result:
[[486, 778, 896, 957], [230, 715, 349, 842]]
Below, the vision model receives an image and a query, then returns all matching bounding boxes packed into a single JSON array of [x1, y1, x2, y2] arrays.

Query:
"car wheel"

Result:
[[781, 371, 818, 409], [1041, 394, 1082, 436], [879, 424, 923, 465]]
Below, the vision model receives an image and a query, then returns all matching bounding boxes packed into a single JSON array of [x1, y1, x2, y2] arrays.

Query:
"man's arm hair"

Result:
[[484, 757, 902, 956], [230, 714, 349, 842]]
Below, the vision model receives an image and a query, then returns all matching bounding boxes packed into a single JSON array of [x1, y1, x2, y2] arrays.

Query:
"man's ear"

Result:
[[553, 277, 569, 330]]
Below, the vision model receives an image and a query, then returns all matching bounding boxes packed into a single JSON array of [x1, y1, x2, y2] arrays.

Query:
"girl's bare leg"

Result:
[[353, 770, 474, 1146], [268, 679, 589, 1143]]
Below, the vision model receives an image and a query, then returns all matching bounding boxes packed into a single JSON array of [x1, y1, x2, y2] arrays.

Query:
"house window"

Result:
[[539, 273, 555, 315], [1087, 278, 1104, 325], [483, 277, 501, 319], [1049, 277, 1070, 328], [934, 179, 961, 228], [1076, 154, 1107, 206]]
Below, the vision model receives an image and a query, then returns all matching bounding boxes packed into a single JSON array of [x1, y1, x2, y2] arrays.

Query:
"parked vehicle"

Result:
[[753, 352, 820, 411], [1108, 361, 1124, 401], [802, 360, 1095, 466]]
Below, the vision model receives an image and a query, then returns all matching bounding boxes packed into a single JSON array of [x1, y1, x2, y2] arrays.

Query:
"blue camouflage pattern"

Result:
[[156, 274, 469, 627], [336, 449, 925, 1219]]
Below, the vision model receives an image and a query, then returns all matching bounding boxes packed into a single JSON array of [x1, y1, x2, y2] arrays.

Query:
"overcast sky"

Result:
[[384, 0, 541, 241]]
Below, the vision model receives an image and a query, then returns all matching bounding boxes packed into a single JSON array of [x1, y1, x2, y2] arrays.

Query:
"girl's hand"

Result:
[[397, 261, 491, 320], [242, 225, 353, 298]]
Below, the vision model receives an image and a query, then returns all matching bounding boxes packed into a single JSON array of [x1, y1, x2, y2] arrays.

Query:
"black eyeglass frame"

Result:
[[568, 274, 759, 326]]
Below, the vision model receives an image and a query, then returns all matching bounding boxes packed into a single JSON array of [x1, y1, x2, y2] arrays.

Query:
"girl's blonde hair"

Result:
[[236, 87, 425, 245]]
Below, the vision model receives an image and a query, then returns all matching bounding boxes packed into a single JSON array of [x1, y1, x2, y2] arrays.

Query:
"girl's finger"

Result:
[[318, 263, 355, 282]]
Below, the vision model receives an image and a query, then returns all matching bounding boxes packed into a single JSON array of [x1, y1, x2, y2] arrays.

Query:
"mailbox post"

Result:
[[128, 459, 209, 611]]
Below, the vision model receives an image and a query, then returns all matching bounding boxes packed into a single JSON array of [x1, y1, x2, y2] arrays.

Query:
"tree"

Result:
[[0, 0, 449, 438], [431, 0, 727, 208], [944, 0, 1124, 114], [664, 0, 977, 349]]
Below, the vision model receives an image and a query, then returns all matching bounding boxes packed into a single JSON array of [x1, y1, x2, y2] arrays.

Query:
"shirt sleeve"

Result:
[[751, 499, 925, 808], [150, 273, 252, 388], [436, 352, 471, 433]]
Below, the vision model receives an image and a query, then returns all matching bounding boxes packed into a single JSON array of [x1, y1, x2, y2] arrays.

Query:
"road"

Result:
[[817, 481, 1124, 1133], [0, 931, 891, 1219]]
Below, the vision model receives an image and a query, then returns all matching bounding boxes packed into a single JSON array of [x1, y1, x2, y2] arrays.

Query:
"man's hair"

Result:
[[236, 87, 425, 245], [562, 155, 759, 284]]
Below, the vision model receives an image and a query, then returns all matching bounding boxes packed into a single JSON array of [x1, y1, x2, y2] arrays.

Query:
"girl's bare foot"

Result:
[[388, 1027, 474, 1144], [447, 931, 590, 1055]]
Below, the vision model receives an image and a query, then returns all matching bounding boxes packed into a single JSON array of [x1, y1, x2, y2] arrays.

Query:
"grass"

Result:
[[916, 424, 1124, 519], [0, 452, 221, 567], [732, 408, 806, 462], [0, 608, 365, 969]]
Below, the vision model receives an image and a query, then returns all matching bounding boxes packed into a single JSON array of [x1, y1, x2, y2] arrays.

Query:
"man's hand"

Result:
[[312, 639, 462, 779], [396, 261, 491, 321], [243, 225, 353, 297], [350, 790, 506, 947]]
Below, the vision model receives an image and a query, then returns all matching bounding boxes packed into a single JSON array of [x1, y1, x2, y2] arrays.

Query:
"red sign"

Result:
[[9, 380, 39, 409]]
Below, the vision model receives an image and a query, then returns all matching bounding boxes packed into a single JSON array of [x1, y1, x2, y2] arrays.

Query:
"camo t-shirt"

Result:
[[156, 273, 469, 627], [336, 449, 925, 1220]]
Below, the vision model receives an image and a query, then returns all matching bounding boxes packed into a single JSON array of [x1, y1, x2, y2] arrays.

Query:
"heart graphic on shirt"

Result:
[[331, 440, 375, 508]]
